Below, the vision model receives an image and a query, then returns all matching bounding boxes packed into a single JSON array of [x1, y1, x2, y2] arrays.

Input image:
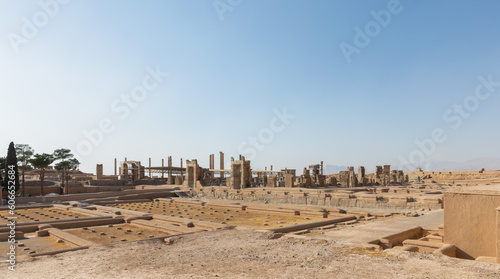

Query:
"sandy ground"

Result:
[[2, 227, 499, 279]]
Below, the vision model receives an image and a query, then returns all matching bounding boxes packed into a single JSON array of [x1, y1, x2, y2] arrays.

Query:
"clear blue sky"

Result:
[[1, 0, 500, 174]]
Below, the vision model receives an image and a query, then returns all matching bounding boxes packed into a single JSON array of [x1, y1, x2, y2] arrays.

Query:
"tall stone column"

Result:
[[219, 152, 224, 179], [167, 156, 173, 184], [162, 159, 165, 179]]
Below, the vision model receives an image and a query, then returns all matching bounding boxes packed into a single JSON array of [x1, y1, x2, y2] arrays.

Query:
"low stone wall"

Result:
[[10, 188, 178, 205], [188, 188, 443, 211], [23, 185, 62, 196], [68, 185, 135, 194]]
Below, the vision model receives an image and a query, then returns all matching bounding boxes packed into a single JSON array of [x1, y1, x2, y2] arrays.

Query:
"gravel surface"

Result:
[[3, 227, 499, 279]]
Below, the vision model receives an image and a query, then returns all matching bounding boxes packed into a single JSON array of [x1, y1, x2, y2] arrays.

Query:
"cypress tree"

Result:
[[4, 142, 20, 193]]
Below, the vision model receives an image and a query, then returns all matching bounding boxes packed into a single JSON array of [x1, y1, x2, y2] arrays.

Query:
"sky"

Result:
[[1, 0, 500, 175]]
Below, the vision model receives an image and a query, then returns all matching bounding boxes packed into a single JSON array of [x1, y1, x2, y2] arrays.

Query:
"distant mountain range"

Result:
[[418, 158, 500, 172], [323, 158, 500, 175]]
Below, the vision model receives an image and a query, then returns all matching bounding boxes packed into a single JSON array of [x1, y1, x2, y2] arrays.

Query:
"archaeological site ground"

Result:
[[1, 154, 500, 278]]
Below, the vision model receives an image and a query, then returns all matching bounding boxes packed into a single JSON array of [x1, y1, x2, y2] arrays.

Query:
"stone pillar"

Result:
[[241, 159, 248, 189], [114, 158, 117, 176], [180, 158, 183, 181], [383, 165, 391, 186], [347, 166, 357, 187], [209, 154, 214, 170], [121, 163, 129, 180], [193, 159, 198, 188], [96, 164, 103, 179], [185, 159, 199, 189], [161, 159, 165, 179], [358, 166, 365, 185], [220, 152, 224, 179], [285, 174, 294, 188], [267, 175, 277, 187], [131, 163, 138, 180], [398, 170, 404, 183], [302, 167, 312, 187], [149, 158, 152, 178], [230, 160, 241, 189], [167, 156, 173, 184], [140, 166, 145, 180], [391, 170, 398, 184], [375, 166, 383, 180]]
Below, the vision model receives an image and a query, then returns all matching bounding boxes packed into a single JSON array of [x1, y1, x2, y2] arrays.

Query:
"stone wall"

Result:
[[188, 188, 442, 211], [444, 190, 500, 260]]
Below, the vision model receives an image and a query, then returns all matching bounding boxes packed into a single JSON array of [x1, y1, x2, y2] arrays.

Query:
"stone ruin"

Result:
[[338, 165, 407, 187]]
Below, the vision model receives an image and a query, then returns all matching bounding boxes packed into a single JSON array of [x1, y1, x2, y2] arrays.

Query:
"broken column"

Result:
[[267, 175, 277, 187], [96, 164, 103, 179], [161, 159, 165, 179], [375, 166, 383, 185], [184, 159, 201, 189], [391, 170, 398, 184], [285, 174, 295, 188], [397, 170, 405, 184], [230, 157, 251, 189], [383, 165, 391, 186], [301, 167, 312, 187], [358, 166, 365, 186], [121, 163, 129, 180], [347, 166, 358, 187]]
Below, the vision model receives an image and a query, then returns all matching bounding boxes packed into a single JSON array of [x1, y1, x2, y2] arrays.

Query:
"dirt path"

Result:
[[2, 227, 498, 279]]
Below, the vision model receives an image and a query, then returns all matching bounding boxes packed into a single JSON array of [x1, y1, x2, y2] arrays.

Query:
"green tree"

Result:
[[29, 153, 54, 196], [54, 158, 80, 194], [0, 157, 5, 190], [53, 149, 75, 194], [15, 144, 34, 196], [3, 142, 20, 193], [0, 157, 5, 171]]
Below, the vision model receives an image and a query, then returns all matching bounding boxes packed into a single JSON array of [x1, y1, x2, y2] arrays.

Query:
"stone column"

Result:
[[358, 166, 365, 185], [383, 165, 391, 186], [347, 166, 357, 187], [167, 156, 172, 184], [121, 163, 129, 180], [267, 175, 277, 187], [149, 158, 152, 178], [180, 158, 183, 182], [209, 154, 214, 170], [96, 164, 103, 179], [220, 152, 224, 179], [161, 159, 165, 179]]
